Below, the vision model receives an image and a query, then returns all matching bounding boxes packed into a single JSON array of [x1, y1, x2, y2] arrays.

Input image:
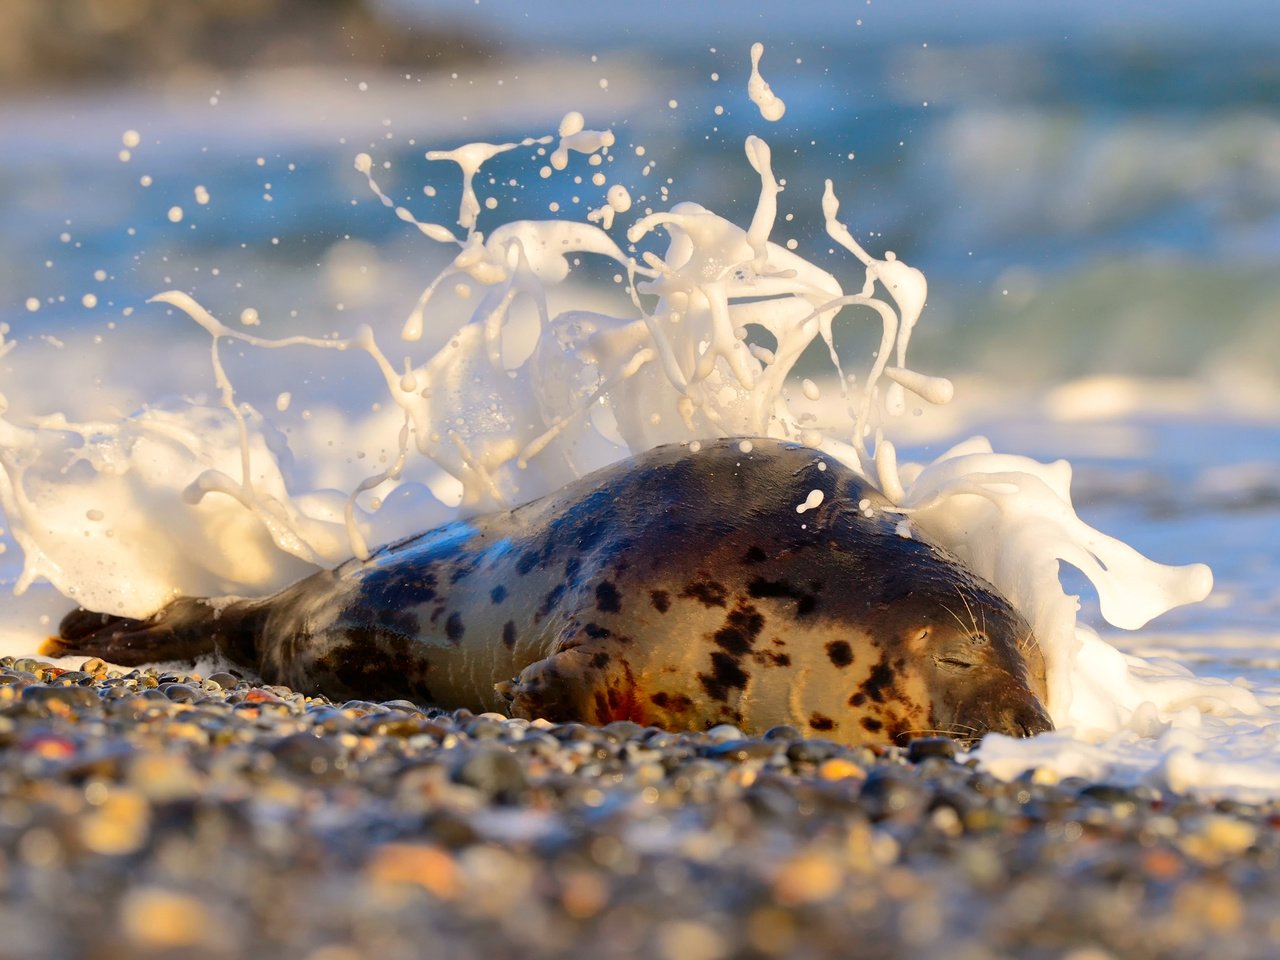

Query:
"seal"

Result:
[[47, 438, 1053, 746]]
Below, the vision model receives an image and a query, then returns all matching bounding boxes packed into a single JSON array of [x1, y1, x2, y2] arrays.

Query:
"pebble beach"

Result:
[[1, 656, 1276, 960]]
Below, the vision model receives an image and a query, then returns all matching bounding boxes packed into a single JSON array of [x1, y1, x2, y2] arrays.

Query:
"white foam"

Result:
[[748, 43, 787, 122]]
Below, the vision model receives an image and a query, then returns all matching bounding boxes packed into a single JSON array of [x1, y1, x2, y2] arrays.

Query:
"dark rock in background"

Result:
[[0, 0, 489, 89]]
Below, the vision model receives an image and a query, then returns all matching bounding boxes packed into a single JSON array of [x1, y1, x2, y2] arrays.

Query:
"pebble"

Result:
[[120, 888, 220, 950], [453, 744, 528, 800], [818, 757, 867, 781], [773, 850, 845, 905], [365, 842, 459, 899], [906, 736, 958, 762], [0, 658, 1275, 957], [77, 786, 150, 855]]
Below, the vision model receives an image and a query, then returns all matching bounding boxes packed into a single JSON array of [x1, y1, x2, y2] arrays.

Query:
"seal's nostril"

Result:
[[1016, 704, 1053, 738]]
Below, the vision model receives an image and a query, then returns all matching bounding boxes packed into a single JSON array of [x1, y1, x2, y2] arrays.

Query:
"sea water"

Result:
[[2, 39, 1278, 799]]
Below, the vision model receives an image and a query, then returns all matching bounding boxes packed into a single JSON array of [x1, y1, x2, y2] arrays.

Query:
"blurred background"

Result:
[[3, 0, 1279, 400]]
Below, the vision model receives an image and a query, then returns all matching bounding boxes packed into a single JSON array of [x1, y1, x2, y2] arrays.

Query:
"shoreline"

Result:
[[1, 656, 1275, 958]]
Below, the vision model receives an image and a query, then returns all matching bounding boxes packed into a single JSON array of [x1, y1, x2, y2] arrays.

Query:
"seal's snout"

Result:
[[1002, 700, 1053, 739], [950, 672, 1053, 741], [970, 687, 1053, 739]]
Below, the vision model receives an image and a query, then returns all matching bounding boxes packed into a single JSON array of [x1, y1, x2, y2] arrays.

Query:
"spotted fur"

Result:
[[49, 438, 1052, 747]]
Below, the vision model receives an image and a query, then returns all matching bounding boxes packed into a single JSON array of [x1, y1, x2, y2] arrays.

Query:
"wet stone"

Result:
[[859, 770, 929, 821], [271, 733, 346, 778], [12, 658, 53, 675], [1079, 783, 1141, 805], [601, 720, 647, 741], [703, 739, 781, 762], [705, 723, 745, 742], [422, 810, 482, 849], [906, 737, 959, 763], [159, 682, 202, 703], [78, 658, 110, 679], [453, 745, 528, 801], [786, 739, 843, 765], [380, 699, 423, 712], [551, 723, 597, 742], [52, 671, 95, 686], [763, 724, 802, 740], [366, 716, 429, 737], [465, 717, 506, 740], [22, 685, 101, 711]]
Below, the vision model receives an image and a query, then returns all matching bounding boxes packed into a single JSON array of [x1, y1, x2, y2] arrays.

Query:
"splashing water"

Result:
[[2, 42, 1261, 797]]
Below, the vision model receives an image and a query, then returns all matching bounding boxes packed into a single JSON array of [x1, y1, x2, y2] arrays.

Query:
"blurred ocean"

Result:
[[5, 0, 1278, 384]]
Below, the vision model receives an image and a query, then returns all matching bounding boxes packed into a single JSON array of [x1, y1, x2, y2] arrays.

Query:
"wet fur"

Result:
[[48, 439, 1052, 746]]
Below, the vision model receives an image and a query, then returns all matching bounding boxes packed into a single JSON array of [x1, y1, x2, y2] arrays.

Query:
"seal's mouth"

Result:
[[950, 681, 1054, 742]]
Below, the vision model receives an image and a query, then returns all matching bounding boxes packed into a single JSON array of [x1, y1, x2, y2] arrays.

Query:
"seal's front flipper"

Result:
[[499, 634, 648, 726], [44, 597, 227, 666]]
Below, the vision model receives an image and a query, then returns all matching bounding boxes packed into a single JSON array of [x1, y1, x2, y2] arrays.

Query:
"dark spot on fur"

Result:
[[516, 551, 540, 576], [584, 622, 611, 639], [809, 713, 835, 732], [699, 652, 749, 701], [768, 652, 792, 667], [502, 621, 517, 649], [713, 605, 765, 656], [682, 578, 727, 608], [826, 640, 854, 668], [449, 556, 479, 584], [746, 577, 818, 616], [490, 584, 507, 605], [650, 589, 671, 614], [565, 556, 581, 581], [650, 691, 693, 713], [861, 717, 883, 733], [747, 577, 790, 600], [861, 658, 896, 704], [584, 659, 639, 723], [539, 582, 567, 618], [445, 612, 465, 645], [596, 580, 622, 614], [315, 634, 435, 705], [743, 545, 767, 564], [849, 692, 866, 707], [591, 651, 611, 669], [358, 569, 435, 629]]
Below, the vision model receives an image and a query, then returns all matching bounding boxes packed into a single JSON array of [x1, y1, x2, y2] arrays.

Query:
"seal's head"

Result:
[[893, 582, 1051, 743], [801, 570, 1052, 747]]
